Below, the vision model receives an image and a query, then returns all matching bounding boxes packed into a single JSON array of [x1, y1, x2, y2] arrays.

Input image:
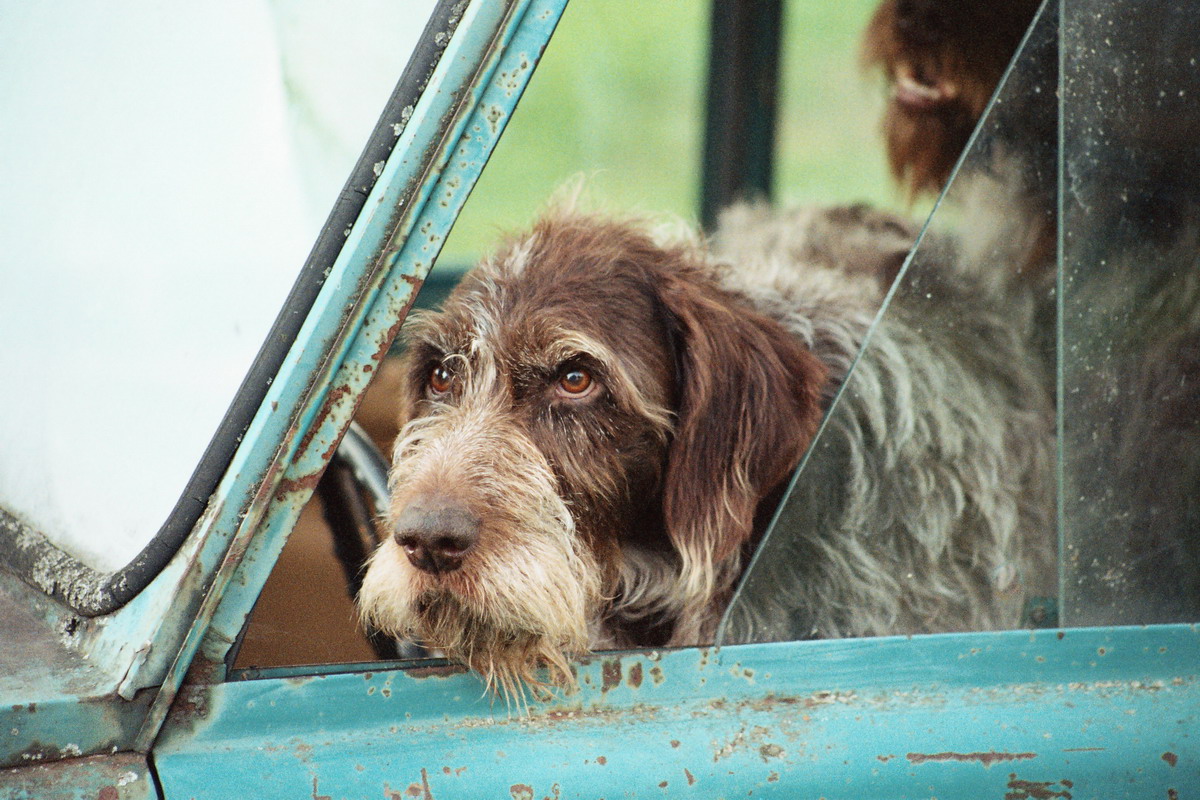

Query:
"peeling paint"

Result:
[[627, 663, 643, 689], [1004, 775, 1073, 799], [600, 659, 621, 693], [907, 751, 1038, 767], [405, 664, 470, 680], [759, 743, 784, 762]]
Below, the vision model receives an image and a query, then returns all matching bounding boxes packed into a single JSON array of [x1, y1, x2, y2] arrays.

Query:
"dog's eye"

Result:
[[557, 368, 595, 398], [428, 364, 453, 396]]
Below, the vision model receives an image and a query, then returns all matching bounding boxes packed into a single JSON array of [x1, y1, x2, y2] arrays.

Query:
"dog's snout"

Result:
[[393, 498, 481, 574]]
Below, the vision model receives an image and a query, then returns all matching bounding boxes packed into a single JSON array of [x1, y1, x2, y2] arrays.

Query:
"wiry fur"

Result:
[[715, 205, 1054, 640], [360, 203, 1055, 689]]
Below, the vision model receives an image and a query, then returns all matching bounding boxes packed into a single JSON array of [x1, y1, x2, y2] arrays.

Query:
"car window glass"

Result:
[[234, 0, 895, 671], [1058, 0, 1200, 626], [723, 0, 1200, 643], [720, 1, 1059, 643]]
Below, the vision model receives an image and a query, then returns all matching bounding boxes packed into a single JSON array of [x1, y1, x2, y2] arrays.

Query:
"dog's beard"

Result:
[[359, 411, 604, 699], [359, 532, 601, 700]]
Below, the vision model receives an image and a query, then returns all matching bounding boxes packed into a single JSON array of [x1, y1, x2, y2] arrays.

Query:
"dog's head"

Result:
[[359, 212, 826, 692], [862, 0, 1039, 198]]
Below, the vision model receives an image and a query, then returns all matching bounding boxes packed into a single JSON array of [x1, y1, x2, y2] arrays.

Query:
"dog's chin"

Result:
[[359, 540, 600, 697]]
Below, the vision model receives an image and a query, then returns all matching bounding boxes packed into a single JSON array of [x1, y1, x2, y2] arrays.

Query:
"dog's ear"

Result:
[[657, 270, 828, 603]]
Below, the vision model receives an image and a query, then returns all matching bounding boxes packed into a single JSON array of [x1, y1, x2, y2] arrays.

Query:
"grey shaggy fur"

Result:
[[712, 204, 1056, 642]]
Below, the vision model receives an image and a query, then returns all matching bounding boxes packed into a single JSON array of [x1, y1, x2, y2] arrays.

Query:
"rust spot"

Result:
[[373, 314, 411, 364], [658, 780, 668, 788], [601, 659, 621, 692], [1057, 631, 1065, 640], [670, 740, 681, 749], [1169, 789, 1179, 800], [908, 751, 1037, 768], [407, 768, 434, 800], [650, 666, 664, 685], [1004, 775, 1072, 799], [277, 472, 323, 496], [406, 663, 470, 679], [759, 744, 785, 762], [627, 662, 643, 689], [596, 756, 607, 766], [173, 686, 209, 720], [877, 754, 895, 763], [767, 772, 779, 783], [510, 785, 533, 800], [683, 768, 696, 786], [1162, 752, 1178, 767], [295, 385, 352, 456], [1097, 647, 1106, 656], [98, 788, 119, 800]]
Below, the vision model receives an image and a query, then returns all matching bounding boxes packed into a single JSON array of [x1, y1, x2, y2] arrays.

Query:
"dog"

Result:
[[862, 0, 1200, 627], [861, 0, 1042, 201], [358, 203, 1056, 693]]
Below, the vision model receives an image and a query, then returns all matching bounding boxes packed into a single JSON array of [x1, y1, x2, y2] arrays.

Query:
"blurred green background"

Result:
[[439, 0, 907, 268]]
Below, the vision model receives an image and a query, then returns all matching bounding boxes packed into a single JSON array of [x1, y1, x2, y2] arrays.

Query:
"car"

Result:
[[2, 0, 1197, 797]]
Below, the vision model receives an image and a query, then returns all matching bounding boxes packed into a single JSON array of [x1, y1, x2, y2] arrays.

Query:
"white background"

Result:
[[0, 0, 437, 572]]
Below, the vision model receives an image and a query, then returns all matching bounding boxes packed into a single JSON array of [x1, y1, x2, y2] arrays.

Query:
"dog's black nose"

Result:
[[393, 498, 481, 574]]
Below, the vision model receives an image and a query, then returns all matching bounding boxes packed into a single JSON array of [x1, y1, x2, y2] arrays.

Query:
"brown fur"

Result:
[[862, 0, 1040, 199], [359, 212, 827, 693]]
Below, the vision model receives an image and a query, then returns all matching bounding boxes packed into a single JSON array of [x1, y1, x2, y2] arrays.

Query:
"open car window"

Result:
[[228, 0, 898, 674], [0, 0, 441, 612]]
